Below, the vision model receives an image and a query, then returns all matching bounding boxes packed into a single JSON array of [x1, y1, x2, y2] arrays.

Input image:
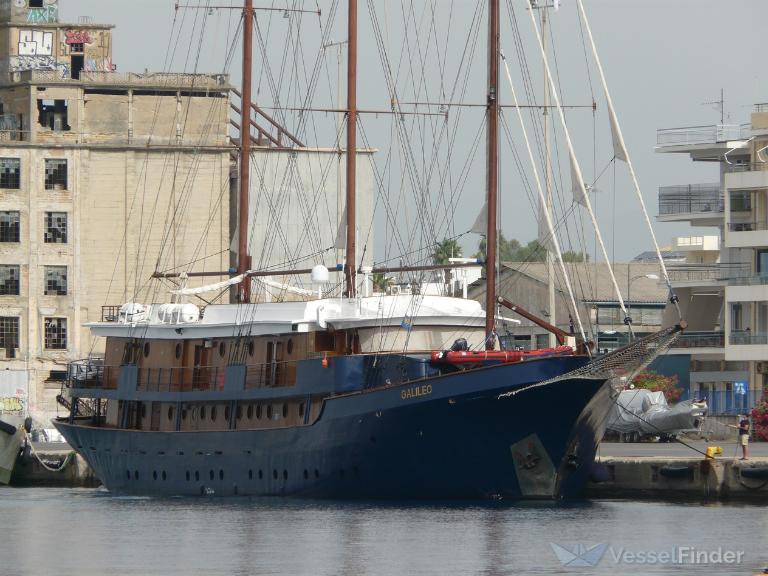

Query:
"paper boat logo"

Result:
[[550, 543, 609, 567]]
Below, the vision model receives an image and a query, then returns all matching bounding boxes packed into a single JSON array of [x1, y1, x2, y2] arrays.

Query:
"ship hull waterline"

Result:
[[53, 362, 614, 500]]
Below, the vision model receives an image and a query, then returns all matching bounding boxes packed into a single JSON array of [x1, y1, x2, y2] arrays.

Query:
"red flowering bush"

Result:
[[630, 371, 682, 404], [751, 400, 768, 442]]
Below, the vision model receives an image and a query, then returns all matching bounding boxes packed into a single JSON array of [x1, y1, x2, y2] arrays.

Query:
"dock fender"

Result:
[[589, 462, 610, 484], [659, 465, 694, 479], [740, 466, 768, 480]]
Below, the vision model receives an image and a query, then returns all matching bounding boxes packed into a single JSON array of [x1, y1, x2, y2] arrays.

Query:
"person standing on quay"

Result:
[[738, 415, 750, 460]]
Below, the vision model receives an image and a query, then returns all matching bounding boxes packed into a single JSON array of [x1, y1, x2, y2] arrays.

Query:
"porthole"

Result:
[[219, 469, 224, 481], [233, 485, 238, 495], [283, 469, 288, 480], [162, 471, 167, 481], [287, 338, 294, 355], [209, 470, 214, 481], [175, 343, 182, 359], [282, 404, 288, 418], [314, 469, 319, 479], [249, 469, 253, 480], [339, 469, 345, 479], [167, 406, 174, 421], [134, 470, 139, 480], [219, 341, 226, 357], [153, 471, 158, 481], [303, 469, 308, 480], [273, 469, 278, 480], [258, 469, 263, 480], [211, 406, 217, 422], [186, 471, 190, 481], [247, 404, 253, 419], [143, 342, 150, 358], [201, 406, 206, 420], [266, 405, 273, 419], [195, 471, 200, 481], [256, 404, 263, 419], [224, 406, 230, 421], [126, 470, 130, 480]]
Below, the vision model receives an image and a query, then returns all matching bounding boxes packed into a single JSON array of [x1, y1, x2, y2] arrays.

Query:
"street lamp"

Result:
[[627, 272, 660, 341]]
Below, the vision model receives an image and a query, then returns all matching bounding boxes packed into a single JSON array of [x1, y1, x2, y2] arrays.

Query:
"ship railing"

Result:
[[67, 360, 118, 390], [245, 360, 299, 389], [137, 366, 226, 393]]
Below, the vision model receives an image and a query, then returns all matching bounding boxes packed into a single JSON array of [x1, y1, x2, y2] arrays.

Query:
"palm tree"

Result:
[[433, 238, 462, 264]]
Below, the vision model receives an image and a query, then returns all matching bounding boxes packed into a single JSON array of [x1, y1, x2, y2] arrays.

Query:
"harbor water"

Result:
[[1, 487, 766, 576]]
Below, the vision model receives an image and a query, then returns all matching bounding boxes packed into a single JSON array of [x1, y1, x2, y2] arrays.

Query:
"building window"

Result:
[[28, 0, 44, 7], [0, 211, 19, 242], [44, 317, 67, 349], [44, 159, 68, 190], [44, 265, 67, 296], [0, 317, 19, 354], [44, 212, 67, 243], [69, 43, 84, 53], [38, 101, 70, 133], [0, 265, 19, 295], [0, 158, 20, 189], [535, 334, 550, 350]]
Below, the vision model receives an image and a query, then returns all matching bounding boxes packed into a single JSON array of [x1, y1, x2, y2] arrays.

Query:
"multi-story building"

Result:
[[656, 115, 767, 414], [0, 0, 232, 423]]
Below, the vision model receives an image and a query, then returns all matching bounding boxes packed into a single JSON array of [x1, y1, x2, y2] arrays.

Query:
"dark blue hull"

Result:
[[54, 358, 613, 500]]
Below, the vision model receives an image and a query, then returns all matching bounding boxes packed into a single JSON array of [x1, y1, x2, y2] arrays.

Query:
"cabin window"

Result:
[[43, 317, 67, 349], [282, 404, 288, 418], [0, 265, 20, 295], [219, 341, 225, 357], [143, 342, 150, 358], [175, 343, 182, 359], [256, 404, 262, 420], [167, 406, 174, 421], [246, 404, 253, 419], [0, 211, 19, 243], [314, 331, 334, 352], [211, 406, 217, 422], [266, 405, 272, 419], [209, 470, 214, 481], [195, 471, 200, 481], [44, 158, 68, 189], [299, 403, 305, 418], [200, 406, 206, 420], [224, 406, 230, 421], [182, 408, 187, 420], [0, 158, 20, 189], [44, 265, 67, 296], [248, 340, 255, 356], [286, 338, 294, 355], [43, 212, 67, 244]]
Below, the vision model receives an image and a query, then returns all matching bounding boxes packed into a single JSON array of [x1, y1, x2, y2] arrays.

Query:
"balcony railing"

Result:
[[67, 360, 117, 390], [656, 124, 751, 147], [12, 69, 230, 89], [730, 331, 768, 345], [658, 183, 722, 216], [755, 103, 768, 113], [671, 331, 725, 349], [724, 162, 768, 173], [728, 221, 768, 232], [138, 366, 226, 392], [666, 263, 749, 283]]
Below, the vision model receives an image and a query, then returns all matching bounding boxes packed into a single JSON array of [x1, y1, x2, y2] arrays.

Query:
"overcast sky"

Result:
[[60, 0, 768, 263]]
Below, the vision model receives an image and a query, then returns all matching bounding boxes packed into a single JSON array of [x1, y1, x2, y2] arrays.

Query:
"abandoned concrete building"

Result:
[[0, 0, 231, 423]]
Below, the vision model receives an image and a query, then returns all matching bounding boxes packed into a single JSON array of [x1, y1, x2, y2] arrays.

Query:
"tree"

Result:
[[371, 272, 393, 293], [630, 371, 682, 404], [433, 238, 463, 264], [475, 234, 589, 264], [751, 399, 768, 442]]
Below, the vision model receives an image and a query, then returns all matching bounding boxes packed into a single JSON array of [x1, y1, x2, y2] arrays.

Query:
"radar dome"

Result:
[[311, 264, 330, 284]]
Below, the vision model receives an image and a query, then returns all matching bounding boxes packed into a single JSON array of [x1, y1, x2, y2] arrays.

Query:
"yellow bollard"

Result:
[[705, 446, 723, 459]]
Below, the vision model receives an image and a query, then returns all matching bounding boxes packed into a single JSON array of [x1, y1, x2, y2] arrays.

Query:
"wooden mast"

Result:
[[485, 0, 499, 349], [344, 0, 358, 297], [238, 0, 254, 302]]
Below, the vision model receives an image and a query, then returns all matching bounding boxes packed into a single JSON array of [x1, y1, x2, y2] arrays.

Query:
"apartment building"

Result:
[[656, 114, 767, 414], [0, 0, 232, 423]]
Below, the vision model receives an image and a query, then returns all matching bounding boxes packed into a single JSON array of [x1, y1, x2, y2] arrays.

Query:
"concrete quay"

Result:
[[10, 442, 99, 488], [588, 442, 768, 501]]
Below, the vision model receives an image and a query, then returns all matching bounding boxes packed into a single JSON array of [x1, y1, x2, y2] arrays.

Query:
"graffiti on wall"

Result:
[[9, 55, 69, 79], [64, 30, 91, 46], [84, 57, 113, 73], [0, 396, 23, 414], [18, 30, 53, 56], [27, 5, 58, 25]]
